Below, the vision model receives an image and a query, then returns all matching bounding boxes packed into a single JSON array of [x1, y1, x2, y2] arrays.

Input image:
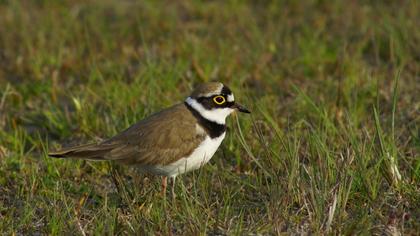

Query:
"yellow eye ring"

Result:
[[213, 95, 226, 105]]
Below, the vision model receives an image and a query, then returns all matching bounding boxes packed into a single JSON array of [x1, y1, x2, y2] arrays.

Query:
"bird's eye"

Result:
[[213, 95, 226, 105]]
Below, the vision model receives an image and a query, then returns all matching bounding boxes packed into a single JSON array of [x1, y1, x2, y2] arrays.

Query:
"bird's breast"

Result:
[[145, 132, 226, 177]]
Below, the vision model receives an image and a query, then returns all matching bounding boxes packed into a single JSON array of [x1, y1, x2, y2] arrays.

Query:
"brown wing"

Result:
[[48, 142, 120, 160], [99, 103, 206, 165]]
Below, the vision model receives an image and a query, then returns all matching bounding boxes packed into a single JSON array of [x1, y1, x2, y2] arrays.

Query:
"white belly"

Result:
[[143, 133, 225, 177]]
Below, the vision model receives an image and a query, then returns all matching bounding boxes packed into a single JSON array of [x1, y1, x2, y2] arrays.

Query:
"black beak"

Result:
[[232, 103, 251, 113]]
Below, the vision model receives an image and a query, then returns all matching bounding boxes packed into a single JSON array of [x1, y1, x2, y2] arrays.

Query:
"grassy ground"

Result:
[[0, 0, 419, 234]]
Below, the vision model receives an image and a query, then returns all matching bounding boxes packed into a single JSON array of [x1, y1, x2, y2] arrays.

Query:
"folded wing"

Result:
[[48, 104, 206, 166]]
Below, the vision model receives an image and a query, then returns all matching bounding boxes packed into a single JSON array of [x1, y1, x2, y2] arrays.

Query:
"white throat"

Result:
[[185, 97, 233, 124]]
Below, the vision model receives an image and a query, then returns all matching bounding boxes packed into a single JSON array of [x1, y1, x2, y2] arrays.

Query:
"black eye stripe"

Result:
[[225, 101, 234, 107], [197, 95, 234, 109]]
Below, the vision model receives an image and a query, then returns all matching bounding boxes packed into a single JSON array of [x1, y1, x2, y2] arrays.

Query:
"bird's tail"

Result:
[[48, 143, 116, 161]]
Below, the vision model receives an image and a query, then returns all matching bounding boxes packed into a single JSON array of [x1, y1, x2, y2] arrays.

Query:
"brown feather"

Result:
[[48, 143, 119, 160], [48, 103, 207, 166], [190, 82, 223, 98]]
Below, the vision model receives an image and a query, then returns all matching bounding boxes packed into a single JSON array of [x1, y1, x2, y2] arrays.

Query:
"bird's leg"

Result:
[[161, 176, 167, 197], [171, 176, 177, 200]]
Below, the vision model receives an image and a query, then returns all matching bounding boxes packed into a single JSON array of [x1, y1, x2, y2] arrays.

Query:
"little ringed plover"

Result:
[[49, 82, 250, 195]]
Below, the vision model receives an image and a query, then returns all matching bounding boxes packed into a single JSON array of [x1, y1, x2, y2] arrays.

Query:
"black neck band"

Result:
[[184, 102, 226, 139]]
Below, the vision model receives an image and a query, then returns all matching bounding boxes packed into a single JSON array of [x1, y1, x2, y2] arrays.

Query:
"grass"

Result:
[[0, 0, 419, 234]]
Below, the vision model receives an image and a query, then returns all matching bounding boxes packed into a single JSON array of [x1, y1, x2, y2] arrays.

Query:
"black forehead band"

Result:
[[196, 85, 232, 100], [221, 86, 232, 96]]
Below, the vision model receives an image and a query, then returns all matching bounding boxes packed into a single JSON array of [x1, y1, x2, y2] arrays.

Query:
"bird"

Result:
[[48, 82, 250, 196]]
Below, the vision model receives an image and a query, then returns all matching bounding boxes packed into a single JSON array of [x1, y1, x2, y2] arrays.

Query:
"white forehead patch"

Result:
[[227, 94, 234, 102]]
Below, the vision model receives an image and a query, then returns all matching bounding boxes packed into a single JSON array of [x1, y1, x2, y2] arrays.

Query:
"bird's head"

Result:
[[185, 82, 250, 124]]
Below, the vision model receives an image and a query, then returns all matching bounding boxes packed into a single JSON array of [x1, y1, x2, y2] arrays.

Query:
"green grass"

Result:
[[0, 0, 419, 234]]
